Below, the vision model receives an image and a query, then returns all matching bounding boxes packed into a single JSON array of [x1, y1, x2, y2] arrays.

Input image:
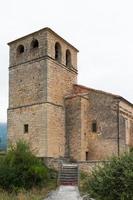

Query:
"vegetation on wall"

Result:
[[83, 150, 133, 200]]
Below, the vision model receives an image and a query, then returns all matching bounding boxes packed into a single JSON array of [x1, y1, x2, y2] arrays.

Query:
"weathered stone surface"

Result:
[[8, 28, 78, 158], [8, 27, 133, 165], [65, 84, 133, 161]]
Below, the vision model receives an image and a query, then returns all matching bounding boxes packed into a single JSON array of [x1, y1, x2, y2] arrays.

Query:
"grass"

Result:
[[0, 180, 57, 200], [0, 171, 89, 199], [0, 172, 88, 199]]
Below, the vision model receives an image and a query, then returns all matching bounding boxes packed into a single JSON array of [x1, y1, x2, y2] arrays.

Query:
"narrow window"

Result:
[[55, 42, 61, 62], [86, 152, 89, 161], [24, 124, 29, 133], [31, 39, 39, 49], [17, 45, 24, 55], [66, 49, 71, 67], [92, 121, 97, 133]]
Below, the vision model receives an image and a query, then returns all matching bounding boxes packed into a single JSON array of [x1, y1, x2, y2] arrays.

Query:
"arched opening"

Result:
[[66, 49, 71, 67], [55, 42, 61, 62], [17, 45, 24, 55], [31, 39, 39, 49]]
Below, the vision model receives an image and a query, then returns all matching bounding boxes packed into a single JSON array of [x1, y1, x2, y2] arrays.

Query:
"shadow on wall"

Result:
[[0, 123, 7, 151]]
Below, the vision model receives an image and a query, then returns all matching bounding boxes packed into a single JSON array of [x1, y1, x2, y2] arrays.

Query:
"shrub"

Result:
[[0, 141, 51, 191], [84, 151, 133, 200]]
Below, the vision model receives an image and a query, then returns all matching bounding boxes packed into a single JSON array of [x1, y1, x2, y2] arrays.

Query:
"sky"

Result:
[[0, 0, 133, 122]]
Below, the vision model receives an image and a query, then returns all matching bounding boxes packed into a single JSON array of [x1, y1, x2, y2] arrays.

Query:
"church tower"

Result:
[[8, 28, 78, 157]]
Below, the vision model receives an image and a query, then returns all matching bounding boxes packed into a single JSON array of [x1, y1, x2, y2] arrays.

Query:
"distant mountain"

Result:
[[0, 123, 7, 150]]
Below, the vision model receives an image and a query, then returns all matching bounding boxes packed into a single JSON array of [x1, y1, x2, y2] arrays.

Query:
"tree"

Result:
[[0, 141, 50, 191]]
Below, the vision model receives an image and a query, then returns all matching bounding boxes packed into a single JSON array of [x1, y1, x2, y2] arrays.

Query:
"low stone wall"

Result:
[[43, 157, 61, 170], [43, 157, 109, 173], [78, 160, 109, 173]]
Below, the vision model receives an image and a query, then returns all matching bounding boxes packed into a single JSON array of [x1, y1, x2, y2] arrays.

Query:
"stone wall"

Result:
[[130, 121, 133, 146], [43, 157, 61, 171], [8, 103, 47, 157], [84, 91, 127, 160], [65, 96, 82, 160], [8, 28, 78, 158], [43, 157, 109, 174], [47, 103, 65, 158], [65, 89, 128, 161], [47, 58, 77, 105], [78, 160, 109, 173], [47, 30, 78, 70], [9, 59, 47, 108], [119, 101, 133, 149], [8, 29, 47, 67], [45, 30, 78, 158], [8, 27, 133, 162]]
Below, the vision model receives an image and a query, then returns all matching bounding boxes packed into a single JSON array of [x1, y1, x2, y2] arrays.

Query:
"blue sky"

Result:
[[0, 0, 133, 122]]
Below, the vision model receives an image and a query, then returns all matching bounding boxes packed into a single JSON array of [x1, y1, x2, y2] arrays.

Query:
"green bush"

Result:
[[84, 151, 133, 200], [0, 141, 51, 191]]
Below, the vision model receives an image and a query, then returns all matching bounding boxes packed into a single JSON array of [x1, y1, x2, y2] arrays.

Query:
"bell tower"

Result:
[[8, 28, 78, 157]]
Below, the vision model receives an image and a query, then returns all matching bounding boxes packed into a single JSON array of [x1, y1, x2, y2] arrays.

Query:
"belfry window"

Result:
[[55, 42, 61, 62], [17, 45, 24, 55], [92, 121, 97, 133], [66, 49, 71, 67], [31, 39, 39, 49]]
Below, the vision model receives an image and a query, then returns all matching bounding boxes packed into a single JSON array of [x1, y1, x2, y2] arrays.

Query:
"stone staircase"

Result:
[[58, 164, 79, 186]]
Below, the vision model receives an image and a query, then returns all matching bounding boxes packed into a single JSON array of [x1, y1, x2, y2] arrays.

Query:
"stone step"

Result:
[[60, 169, 78, 172], [60, 173, 78, 176], [60, 177, 78, 180], [62, 167, 78, 170], [60, 176, 78, 178], [60, 181, 78, 186], [61, 169, 78, 172], [58, 163, 79, 186], [60, 172, 78, 175], [60, 177, 78, 179], [60, 180, 78, 184], [60, 174, 78, 177], [61, 167, 78, 169], [62, 164, 78, 167], [60, 172, 78, 174], [60, 180, 78, 183]]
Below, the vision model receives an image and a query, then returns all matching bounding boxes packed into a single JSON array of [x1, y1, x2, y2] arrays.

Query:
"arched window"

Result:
[[17, 45, 24, 55], [30, 39, 39, 49], [92, 121, 97, 133], [66, 49, 71, 67], [55, 42, 61, 62]]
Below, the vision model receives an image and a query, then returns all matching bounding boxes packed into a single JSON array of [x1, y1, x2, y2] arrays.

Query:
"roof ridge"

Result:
[[74, 84, 133, 107]]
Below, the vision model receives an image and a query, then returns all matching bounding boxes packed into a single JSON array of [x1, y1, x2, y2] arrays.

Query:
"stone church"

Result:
[[8, 27, 133, 162]]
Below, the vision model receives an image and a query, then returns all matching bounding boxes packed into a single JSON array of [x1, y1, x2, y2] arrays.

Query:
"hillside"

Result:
[[0, 123, 7, 150]]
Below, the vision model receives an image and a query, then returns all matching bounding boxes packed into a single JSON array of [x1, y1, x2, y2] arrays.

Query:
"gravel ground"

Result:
[[44, 186, 83, 200]]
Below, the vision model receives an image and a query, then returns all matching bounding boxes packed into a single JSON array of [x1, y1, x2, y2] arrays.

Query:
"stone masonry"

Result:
[[8, 27, 133, 165], [65, 85, 133, 161], [8, 28, 78, 158]]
